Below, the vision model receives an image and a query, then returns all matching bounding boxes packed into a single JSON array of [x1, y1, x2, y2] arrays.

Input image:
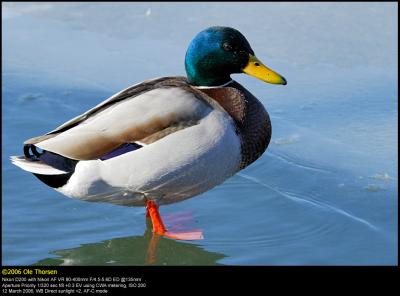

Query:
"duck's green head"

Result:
[[185, 26, 287, 87]]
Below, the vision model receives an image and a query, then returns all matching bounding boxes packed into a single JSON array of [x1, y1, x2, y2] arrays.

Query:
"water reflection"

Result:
[[33, 220, 225, 266]]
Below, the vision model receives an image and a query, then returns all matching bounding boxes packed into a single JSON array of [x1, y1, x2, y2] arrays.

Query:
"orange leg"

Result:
[[146, 200, 167, 235]]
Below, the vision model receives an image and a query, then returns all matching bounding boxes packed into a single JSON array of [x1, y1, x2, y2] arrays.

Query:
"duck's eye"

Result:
[[223, 42, 233, 51]]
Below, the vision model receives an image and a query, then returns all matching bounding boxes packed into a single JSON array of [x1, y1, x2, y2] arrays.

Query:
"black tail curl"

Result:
[[23, 144, 78, 172], [23, 144, 43, 159], [22, 144, 79, 188]]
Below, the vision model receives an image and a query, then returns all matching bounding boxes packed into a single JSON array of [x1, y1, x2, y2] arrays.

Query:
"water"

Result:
[[2, 3, 398, 265]]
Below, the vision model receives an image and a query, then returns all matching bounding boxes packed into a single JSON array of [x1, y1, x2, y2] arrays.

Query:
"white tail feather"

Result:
[[10, 156, 68, 175]]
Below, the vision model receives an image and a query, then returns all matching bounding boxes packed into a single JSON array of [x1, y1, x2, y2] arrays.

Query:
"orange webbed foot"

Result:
[[145, 200, 203, 241]]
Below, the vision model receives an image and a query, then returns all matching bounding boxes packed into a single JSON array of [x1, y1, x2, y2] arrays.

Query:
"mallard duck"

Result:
[[11, 26, 286, 240]]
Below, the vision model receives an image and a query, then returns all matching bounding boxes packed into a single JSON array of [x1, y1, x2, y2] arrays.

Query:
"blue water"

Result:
[[2, 3, 398, 265]]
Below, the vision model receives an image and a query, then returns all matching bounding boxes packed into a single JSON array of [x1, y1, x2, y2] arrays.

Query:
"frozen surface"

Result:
[[2, 2, 398, 265]]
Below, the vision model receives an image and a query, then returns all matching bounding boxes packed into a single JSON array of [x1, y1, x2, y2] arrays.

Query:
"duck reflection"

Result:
[[33, 219, 225, 266]]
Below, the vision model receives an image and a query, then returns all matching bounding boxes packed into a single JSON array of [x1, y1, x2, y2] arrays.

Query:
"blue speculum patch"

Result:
[[100, 143, 142, 161]]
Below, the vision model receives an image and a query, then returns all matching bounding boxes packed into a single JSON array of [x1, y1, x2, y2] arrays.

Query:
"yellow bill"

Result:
[[243, 55, 287, 85]]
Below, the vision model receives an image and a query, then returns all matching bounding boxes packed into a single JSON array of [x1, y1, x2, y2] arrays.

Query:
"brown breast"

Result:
[[197, 81, 271, 169]]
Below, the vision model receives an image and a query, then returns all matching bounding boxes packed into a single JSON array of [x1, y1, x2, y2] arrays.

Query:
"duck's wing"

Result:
[[24, 77, 225, 160], [24, 77, 188, 144]]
